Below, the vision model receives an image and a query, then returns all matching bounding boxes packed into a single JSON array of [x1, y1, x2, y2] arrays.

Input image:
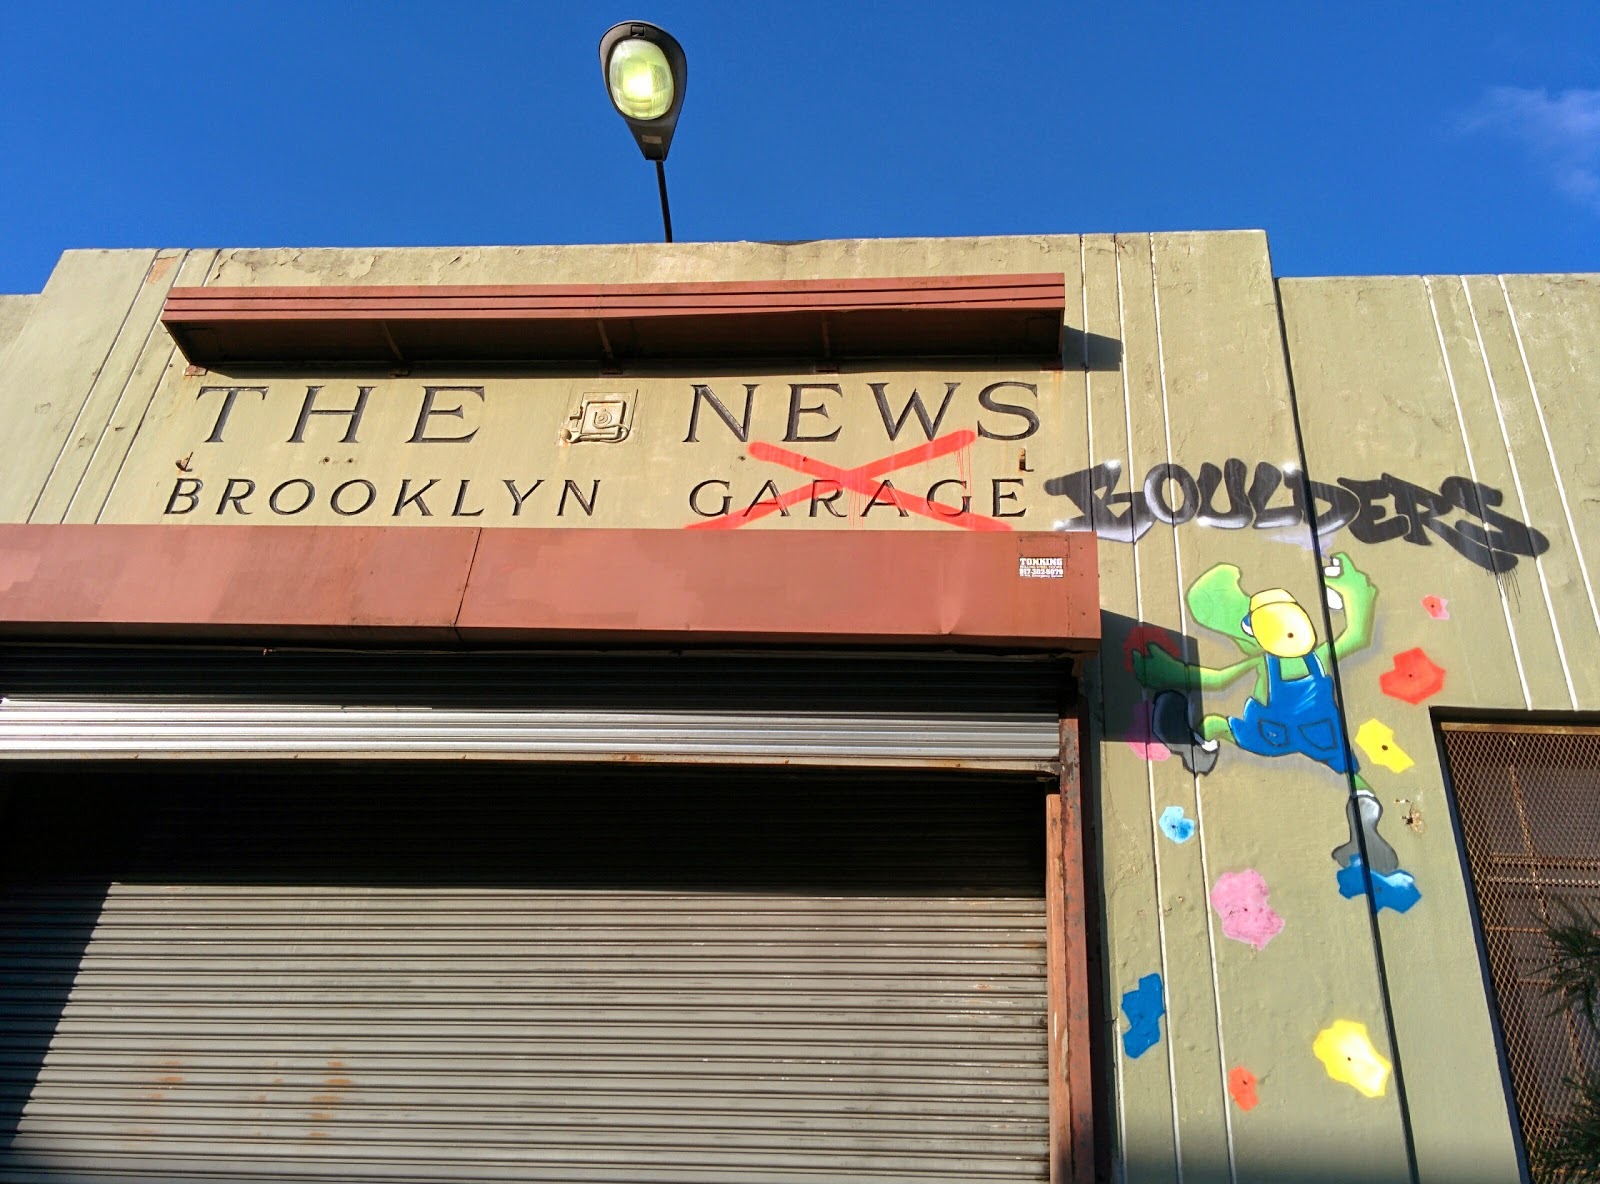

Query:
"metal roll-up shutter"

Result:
[[0, 647, 1064, 770], [0, 762, 1051, 1182]]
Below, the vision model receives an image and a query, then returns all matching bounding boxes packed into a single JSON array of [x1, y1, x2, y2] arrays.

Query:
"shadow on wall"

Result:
[[1066, 328, 1124, 372]]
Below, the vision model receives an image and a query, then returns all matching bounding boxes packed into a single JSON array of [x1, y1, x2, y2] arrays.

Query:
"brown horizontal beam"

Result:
[[161, 274, 1067, 367], [0, 524, 1098, 650]]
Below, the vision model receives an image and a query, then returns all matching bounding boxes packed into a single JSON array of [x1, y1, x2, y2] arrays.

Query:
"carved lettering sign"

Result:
[[105, 374, 1059, 531], [104, 371, 1545, 568]]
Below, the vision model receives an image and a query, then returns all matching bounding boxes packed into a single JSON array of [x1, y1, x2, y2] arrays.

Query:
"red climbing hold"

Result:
[[1229, 1066, 1260, 1111], [1380, 648, 1446, 704]]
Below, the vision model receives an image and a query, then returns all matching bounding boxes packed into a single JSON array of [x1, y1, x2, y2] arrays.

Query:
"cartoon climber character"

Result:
[[1132, 552, 1401, 875]]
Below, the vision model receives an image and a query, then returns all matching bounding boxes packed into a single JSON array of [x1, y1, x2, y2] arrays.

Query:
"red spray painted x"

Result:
[[686, 428, 1013, 531]]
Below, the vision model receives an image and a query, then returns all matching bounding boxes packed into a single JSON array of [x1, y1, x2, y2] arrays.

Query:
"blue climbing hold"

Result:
[[1337, 855, 1422, 914], [1159, 805, 1196, 844], [1121, 972, 1166, 1059]]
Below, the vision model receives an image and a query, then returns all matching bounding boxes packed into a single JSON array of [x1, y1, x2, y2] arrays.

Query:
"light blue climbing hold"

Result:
[[1337, 855, 1422, 914], [1121, 972, 1166, 1059], [1159, 805, 1196, 844]]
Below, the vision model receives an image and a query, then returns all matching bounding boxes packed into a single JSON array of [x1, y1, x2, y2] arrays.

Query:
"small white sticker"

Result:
[[1019, 556, 1065, 579]]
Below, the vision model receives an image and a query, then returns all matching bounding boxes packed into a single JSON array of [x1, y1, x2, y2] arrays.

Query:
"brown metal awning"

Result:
[[160, 274, 1067, 368], [0, 525, 1098, 651]]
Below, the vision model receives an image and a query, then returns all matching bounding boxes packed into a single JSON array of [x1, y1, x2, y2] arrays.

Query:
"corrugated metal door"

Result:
[[0, 762, 1051, 1182]]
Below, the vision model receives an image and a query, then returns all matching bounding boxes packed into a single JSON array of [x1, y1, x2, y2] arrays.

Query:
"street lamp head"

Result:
[[599, 21, 687, 162]]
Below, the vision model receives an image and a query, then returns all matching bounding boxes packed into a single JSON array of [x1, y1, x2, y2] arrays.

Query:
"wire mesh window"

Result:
[[1443, 723, 1600, 1169]]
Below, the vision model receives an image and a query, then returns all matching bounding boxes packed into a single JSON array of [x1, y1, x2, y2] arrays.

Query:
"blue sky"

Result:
[[2, 1, 1597, 294]]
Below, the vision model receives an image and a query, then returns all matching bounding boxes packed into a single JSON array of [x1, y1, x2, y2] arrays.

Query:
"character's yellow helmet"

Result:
[[1246, 589, 1316, 658]]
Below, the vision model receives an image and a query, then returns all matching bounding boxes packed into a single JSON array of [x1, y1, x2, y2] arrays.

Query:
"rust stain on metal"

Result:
[[310, 1093, 342, 1106], [325, 1076, 353, 1088], [308, 1111, 335, 1123], [156, 1075, 183, 1085], [325, 1059, 346, 1069]]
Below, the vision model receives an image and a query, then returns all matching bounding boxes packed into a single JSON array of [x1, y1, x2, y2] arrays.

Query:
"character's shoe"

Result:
[[1330, 790, 1400, 876], [1150, 691, 1220, 776]]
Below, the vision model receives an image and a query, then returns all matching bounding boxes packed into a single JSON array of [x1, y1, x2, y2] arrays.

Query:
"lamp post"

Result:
[[599, 21, 687, 243]]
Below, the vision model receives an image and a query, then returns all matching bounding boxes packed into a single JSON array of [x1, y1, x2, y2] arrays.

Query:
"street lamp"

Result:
[[599, 21, 687, 243]]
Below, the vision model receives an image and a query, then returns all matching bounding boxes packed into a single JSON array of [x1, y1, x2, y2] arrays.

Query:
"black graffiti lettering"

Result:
[[870, 382, 959, 442], [1195, 460, 1253, 528], [1247, 462, 1300, 530], [1383, 474, 1451, 547], [1144, 463, 1199, 526], [1306, 480, 1359, 535], [1341, 477, 1411, 544], [1043, 461, 1154, 542], [1438, 477, 1551, 570], [1043, 458, 1548, 572], [503, 479, 543, 516]]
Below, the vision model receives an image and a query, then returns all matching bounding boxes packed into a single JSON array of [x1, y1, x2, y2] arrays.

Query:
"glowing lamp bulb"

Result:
[[608, 38, 674, 120]]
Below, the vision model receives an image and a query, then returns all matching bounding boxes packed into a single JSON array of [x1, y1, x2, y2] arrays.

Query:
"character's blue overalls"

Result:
[[1229, 653, 1357, 775]]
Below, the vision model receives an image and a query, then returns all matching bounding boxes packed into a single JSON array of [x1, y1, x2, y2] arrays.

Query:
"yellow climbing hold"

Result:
[[1314, 1020, 1392, 1098], [1354, 719, 1414, 774]]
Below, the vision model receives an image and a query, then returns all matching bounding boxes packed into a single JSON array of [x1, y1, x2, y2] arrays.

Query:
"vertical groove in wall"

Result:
[[1498, 276, 1600, 645], [26, 254, 158, 524], [1147, 236, 1237, 1184], [90, 250, 221, 523], [1116, 235, 1184, 1184], [1459, 279, 1576, 708], [1273, 277, 1422, 1184], [1078, 236, 1128, 1184], [1422, 277, 1531, 708], [61, 255, 189, 523]]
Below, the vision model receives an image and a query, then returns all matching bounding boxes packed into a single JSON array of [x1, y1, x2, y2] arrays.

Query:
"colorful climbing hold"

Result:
[[1159, 805, 1195, 843], [1128, 700, 1173, 763], [1210, 869, 1286, 950], [1313, 1020, 1392, 1098], [1228, 1066, 1260, 1111], [1353, 719, 1415, 773], [1379, 648, 1446, 705], [1337, 855, 1422, 914], [1422, 595, 1449, 620], [1121, 973, 1165, 1060]]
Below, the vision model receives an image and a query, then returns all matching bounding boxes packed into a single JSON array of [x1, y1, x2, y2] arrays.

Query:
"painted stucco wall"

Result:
[[1282, 272, 1600, 1184], [0, 233, 1593, 1183]]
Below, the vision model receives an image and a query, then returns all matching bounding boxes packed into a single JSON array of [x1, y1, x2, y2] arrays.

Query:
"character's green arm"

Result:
[[1132, 646, 1262, 693], [1324, 551, 1378, 661]]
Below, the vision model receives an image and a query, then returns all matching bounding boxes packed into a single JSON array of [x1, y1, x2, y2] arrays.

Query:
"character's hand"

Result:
[[1132, 645, 1193, 691], [1322, 551, 1375, 616]]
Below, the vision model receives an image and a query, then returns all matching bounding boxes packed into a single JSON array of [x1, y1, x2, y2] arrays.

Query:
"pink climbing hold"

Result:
[[1210, 870, 1285, 951], [1126, 699, 1172, 762]]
